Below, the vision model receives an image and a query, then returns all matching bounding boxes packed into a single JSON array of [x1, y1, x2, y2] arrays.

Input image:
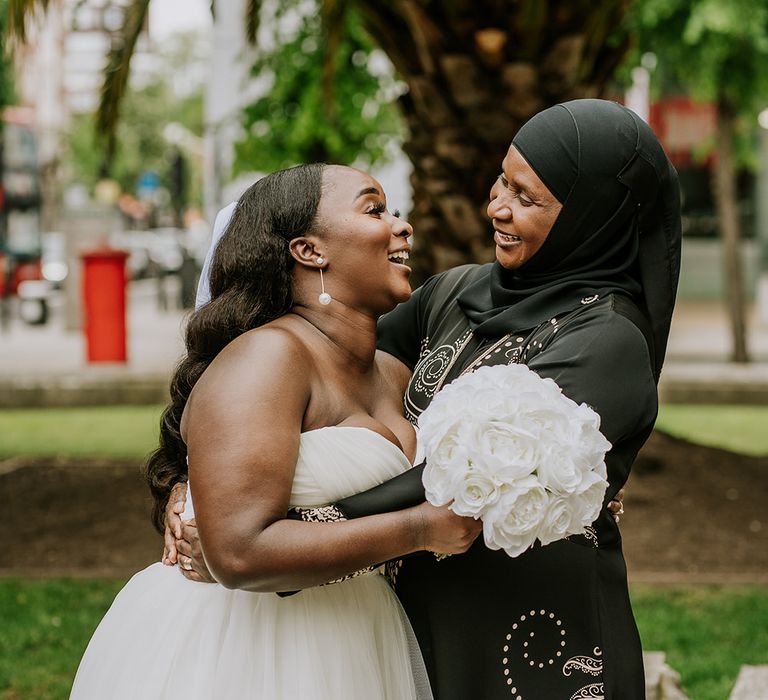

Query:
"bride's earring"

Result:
[[316, 257, 332, 305]]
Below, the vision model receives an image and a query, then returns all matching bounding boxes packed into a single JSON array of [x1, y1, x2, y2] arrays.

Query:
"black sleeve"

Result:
[[336, 462, 426, 517], [376, 276, 440, 370], [526, 307, 658, 492], [279, 465, 426, 597]]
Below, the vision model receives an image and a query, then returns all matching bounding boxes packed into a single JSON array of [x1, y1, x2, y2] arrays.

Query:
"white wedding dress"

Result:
[[70, 427, 432, 699]]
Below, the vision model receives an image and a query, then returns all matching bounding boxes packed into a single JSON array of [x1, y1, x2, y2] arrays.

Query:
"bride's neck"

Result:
[[289, 302, 377, 370]]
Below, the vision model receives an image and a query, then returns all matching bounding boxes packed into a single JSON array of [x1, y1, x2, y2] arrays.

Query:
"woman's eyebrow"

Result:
[[353, 187, 380, 202]]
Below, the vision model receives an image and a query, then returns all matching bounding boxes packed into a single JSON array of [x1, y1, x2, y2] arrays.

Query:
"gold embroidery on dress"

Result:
[[290, 505, 346, 523], [288, 506, 379, 585], [384, 559, 403, 588]]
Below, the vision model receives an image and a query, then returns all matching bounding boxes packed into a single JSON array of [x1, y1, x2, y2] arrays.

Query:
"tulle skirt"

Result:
[[70, 562, 431, 699]]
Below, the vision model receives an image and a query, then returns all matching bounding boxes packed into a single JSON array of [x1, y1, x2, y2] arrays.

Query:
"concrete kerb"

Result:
[[0, 372, 171, 408], [3, 292, 768, 408]]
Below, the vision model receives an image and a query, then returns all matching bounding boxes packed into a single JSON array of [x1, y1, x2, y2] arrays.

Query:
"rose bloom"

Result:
[[568, 470, 609, 530], [475, 420, 539, 481], [537, 496, 573, 546], [450, 466, 502, 518], [482, 476, 549, 557], [418, 363, 611, 557], [423, 446, 468, 506]]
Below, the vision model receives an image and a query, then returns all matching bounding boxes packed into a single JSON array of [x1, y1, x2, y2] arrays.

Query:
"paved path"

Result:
[[1, 282, 768, 405]]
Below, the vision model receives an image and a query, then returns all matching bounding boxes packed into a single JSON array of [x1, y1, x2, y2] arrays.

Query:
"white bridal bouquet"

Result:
[[419, 364, 611, 558]]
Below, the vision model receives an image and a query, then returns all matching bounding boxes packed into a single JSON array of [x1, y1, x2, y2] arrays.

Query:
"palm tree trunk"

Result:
[[712, 97, 750, 362], [354, 0, 631, 282]]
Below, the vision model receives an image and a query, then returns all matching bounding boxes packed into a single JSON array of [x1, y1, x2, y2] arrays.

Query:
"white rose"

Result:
[[417, 364, 612, 558], [565, 470, 609, 535], [536, 445, 592, 496], [476, 421, 539, 481], [422, 442, 470, 506], [570, 403, 612, 468], [537, 496, 573, 546], [450, 466, 501, 517], [482, 476, 548, 558]]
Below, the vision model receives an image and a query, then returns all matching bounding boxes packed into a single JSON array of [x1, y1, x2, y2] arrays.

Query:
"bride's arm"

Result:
[[183, 329, 478, 593]]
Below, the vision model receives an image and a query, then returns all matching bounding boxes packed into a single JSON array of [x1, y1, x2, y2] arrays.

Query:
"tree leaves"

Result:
[[234, 4, 404, 173]]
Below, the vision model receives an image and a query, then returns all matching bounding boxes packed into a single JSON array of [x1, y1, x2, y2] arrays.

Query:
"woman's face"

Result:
[[316, 166, 413, 314], [487, 144, 562, 270]]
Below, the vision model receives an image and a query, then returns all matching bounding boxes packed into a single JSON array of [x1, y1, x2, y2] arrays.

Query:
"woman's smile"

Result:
[[493, 229, 522, 248], [387, 248, 411, 268]]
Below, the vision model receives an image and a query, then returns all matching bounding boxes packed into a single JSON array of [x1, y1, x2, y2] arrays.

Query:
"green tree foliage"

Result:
[[625, 0, 768, 161], [624, 0, 768, 362], [66, 34, 204, 204], [0, 0, 15, 110], [234, 3, 405, 173]]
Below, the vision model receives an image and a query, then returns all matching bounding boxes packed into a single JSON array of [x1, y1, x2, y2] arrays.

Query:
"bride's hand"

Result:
[[175, 519, 216, 583], [607, 488, 626, 523], [162, 482, 187, 565], [413, 502, 483, 555]]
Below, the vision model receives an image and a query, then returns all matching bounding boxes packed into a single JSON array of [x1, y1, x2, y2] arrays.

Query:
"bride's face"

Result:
[[316, 166, 413, 315]]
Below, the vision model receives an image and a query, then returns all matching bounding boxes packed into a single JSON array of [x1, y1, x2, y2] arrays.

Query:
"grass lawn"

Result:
[[0, 580, 765, 700], [2, 404, 768, 460], [656, 404, 768, 456], [0, 579, 124, 700], [632, 586, 768, 700], [0, 406, 163, 459]]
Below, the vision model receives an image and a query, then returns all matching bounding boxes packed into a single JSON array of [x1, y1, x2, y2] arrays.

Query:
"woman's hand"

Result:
[[608, 488, 626, 523], [413, 502, 483, 555], [162, 482, 188, 565], [175, 519, 216, 583]]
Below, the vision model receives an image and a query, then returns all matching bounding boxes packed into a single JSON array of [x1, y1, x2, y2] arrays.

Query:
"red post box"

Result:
[[81, 248, 129, 363]]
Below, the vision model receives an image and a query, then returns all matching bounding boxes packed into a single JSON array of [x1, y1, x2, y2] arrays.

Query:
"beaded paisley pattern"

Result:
[[500, 615, 604, 700], [405, 330, 472, 424]]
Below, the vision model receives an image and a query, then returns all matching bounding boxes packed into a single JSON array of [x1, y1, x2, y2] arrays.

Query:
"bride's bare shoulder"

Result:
[[225, 321, 314, 365], [184, 322, 315, 422]]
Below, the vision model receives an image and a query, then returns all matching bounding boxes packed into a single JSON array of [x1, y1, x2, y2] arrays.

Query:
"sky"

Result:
[[148, 0, 212, 41]]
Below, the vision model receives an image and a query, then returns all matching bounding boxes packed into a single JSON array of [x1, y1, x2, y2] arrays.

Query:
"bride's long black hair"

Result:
[[144, 163, 326, 532]]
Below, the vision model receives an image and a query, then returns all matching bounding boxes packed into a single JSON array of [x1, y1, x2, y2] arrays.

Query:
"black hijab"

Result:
[[457, 99, 682, 380]]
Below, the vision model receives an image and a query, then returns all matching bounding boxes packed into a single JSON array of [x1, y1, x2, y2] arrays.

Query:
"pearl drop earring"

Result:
[[316, 257, 332, 305]]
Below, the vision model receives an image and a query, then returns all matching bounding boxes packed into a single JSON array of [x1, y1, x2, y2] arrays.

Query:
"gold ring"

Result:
[[182, 556, 193, 570], [618, 505, 625, 515]]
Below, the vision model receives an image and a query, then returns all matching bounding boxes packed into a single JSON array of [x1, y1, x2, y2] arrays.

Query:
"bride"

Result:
[[70, 163, 481, 699]]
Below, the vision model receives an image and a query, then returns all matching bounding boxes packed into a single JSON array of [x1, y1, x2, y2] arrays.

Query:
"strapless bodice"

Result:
[[183, 426, 413, 517]]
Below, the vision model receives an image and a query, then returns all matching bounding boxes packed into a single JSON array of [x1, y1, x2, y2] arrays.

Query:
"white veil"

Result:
[[194, 201, 237, 309]]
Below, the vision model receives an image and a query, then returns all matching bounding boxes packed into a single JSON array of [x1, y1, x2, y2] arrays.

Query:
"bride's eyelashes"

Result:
[[367, 202, 386, 216], [366, 202, 402, 218]]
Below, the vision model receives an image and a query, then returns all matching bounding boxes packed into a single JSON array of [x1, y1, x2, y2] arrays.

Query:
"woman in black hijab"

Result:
[[172, 99, 681, 699], [331, 98, 681, 699]]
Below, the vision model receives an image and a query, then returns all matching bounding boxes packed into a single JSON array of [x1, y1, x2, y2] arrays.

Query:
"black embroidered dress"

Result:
[[332, 100, 682, 700], [320, 100, 680, 700], [374, 264, 655, 700]]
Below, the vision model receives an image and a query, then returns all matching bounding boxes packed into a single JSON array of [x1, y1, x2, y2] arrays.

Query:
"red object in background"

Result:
[[649, 97, 717, 169], [0, 255, 42, 296], [81, 248, 129, 363]]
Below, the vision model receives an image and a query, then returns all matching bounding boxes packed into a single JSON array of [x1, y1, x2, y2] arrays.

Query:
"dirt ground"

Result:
[[1, 431, 766, 582]]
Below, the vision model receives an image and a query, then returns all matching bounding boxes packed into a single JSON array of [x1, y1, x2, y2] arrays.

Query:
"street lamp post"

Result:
[[756, 110, 768, 326]]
